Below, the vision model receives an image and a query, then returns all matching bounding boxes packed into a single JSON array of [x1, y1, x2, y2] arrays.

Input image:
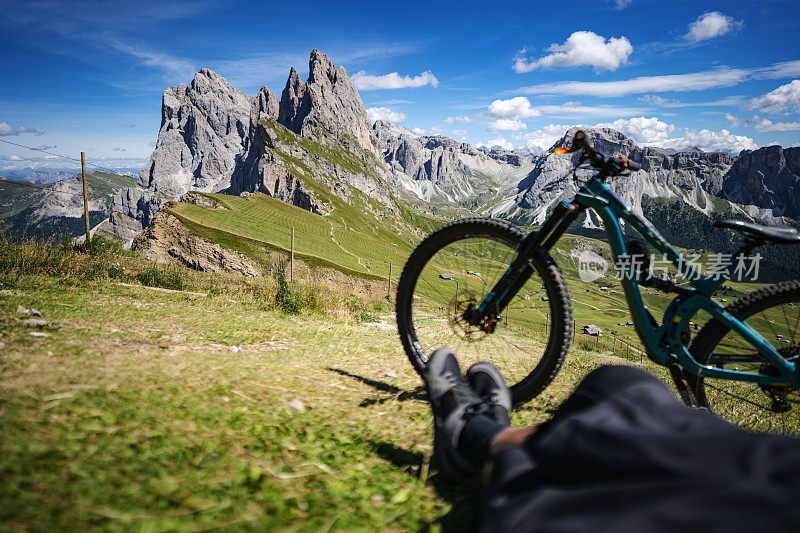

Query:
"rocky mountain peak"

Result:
[[722, 145, 800, 219], [308, 48, 336, 83], [278, 50, 381, 160], [140, 67, 253, 197], [253, 85, 280, 125], [555, 127, 639, 158], [278, 67, 307, 130]]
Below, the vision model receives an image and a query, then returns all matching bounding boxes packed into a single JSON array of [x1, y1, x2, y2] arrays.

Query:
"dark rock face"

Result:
[[228, 85, 280, 194], [722, 146, 800, 218], [278, 67, 308, 133]]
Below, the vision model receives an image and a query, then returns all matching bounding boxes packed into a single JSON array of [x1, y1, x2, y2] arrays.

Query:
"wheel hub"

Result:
[[448, 290, 497, 341]]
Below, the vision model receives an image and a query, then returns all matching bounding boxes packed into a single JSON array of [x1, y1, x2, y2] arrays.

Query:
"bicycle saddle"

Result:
[[714, 219, 800, 244]]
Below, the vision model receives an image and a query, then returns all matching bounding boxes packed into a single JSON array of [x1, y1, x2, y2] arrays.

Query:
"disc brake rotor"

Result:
[[447, 290, 492, 342]]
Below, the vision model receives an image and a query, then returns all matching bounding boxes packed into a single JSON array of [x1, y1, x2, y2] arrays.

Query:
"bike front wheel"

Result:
[[690, 280, 800, 434], [395, 218, 573, 405]]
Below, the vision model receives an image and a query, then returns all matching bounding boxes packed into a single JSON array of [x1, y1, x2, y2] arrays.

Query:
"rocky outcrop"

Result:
[[374, 120, 535, 204], [140, 68, 254, 197], [721, 146, 800, 219], [279, 50, 382, 161], [0, 172, 137, 242], [132, 210, 260, 277]]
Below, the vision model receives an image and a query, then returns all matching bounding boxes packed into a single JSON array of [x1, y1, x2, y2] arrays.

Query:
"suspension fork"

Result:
[[469, 201, 583, 326]]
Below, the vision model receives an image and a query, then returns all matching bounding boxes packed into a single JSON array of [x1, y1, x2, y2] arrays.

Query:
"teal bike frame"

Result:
[[474, 174, 798, 386]]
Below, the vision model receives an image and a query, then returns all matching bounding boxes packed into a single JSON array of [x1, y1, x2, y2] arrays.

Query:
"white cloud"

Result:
[[614, 0, 632, 9], [412, 127, 426, 135], [488, 119, 527, 133], [514, 59, 800, 99], [105, 38, 198, 81], [429, 127, 445, 135], [487, 97, 541, 119], [535, 103, 648, 118], [9, 154, 23, 161], [638, 94, 673, 106], [486, 97, 647, 123], [685, 12, 742, 42], [0, 122, 43, 136], [479, 138, 514, 150], [725, 113, 740, 129], [514, 31, 633, 73], [522, 124, 571, 152], [351, 70, 439, 90], [516, 66, 749, 97], [443, 115, 473, 124], [748, 116, 800, 132], [366, 106, 408, 123], [595, 116, 676, 144], [663, 129, 757, 153], [452, 129, 467, 136], [756, 60, 800, 80], [113, 147, 126, 152], [747, 79, 800, 114]]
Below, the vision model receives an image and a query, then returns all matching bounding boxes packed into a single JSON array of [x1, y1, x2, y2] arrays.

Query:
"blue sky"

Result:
[[1, 0, 799, 172]]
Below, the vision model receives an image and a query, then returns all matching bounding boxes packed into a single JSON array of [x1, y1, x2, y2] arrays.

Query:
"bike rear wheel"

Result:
[[395, 218, 573, 405], [690, 280, 800, 434]]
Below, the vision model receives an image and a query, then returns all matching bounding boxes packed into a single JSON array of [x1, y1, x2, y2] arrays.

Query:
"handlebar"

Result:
[[554, 130, 641, 175]]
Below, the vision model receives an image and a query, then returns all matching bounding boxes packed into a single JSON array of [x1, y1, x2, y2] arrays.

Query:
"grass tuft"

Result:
[[135, 266, 188, 291]]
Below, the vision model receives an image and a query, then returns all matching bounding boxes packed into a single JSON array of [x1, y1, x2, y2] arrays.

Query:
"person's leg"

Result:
[[534, 364, 667, 436], [426, 349, 512, 480]]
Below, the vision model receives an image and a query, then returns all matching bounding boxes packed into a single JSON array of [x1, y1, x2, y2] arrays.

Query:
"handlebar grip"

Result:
[[624, 159, 641, 171]]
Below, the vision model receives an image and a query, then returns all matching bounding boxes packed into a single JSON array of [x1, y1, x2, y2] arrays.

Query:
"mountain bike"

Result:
[[396, 130, 800, 433]]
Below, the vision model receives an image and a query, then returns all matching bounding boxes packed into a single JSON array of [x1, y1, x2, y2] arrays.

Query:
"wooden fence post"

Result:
[[290, 227, 294, 283], [81, 152, 90, 245], [387, 262, 392, 300]]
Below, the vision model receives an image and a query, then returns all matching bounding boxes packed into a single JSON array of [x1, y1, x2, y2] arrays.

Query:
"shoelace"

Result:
[[444, 371, 492, 417]]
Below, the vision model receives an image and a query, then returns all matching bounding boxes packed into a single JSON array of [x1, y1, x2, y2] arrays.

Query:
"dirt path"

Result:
[[330, 224, 365, 269]]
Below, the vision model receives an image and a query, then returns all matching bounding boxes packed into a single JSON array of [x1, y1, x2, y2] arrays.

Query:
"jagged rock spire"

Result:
[[277, 49, 382, 160]]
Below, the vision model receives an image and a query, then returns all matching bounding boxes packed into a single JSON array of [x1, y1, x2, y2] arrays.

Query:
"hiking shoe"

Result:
[[426, 348, 487, 481], [466, 362, 512, 425]]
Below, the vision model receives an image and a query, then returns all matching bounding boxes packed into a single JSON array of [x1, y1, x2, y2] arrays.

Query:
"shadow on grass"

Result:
[[327, 367, 427, 406], [332, 368, 479, 529], [371, 440, 478, 532]]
